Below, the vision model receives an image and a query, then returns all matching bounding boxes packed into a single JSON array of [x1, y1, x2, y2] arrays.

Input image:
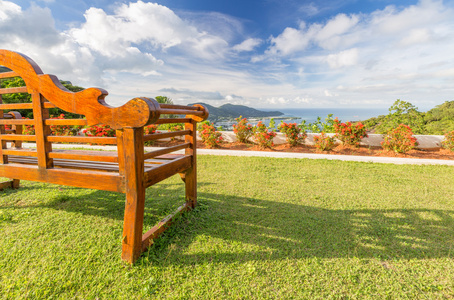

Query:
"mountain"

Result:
[[190, 102, 283, 121]]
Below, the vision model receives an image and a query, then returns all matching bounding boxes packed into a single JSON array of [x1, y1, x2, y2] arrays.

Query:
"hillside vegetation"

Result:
[[363, 99, 454, 135], [190, 102, 283, 122]]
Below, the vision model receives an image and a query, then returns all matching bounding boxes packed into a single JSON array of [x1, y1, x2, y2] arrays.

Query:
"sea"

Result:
[[214, 108, 389, 130]]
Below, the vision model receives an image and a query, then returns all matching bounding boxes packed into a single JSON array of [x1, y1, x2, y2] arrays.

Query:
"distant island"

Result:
[[189, 102, 283, 122]]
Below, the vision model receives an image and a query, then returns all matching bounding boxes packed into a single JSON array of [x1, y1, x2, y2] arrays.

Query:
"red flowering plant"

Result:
[[313, 132, 336, 151], [49, 114, 82, 136], [169, 124, 184, 141], [442, 131, 454, 151], [21, 117, 35, 135], [144, 124, 158, 135], [200, 123, 223, 148], [277, 122, 307, 146], [233, 116, 253, 143], [82, 124, 116, 138], [381, 124, 418, 153], [144, 124, 159, 146], [333, 118, 368, 147], [253, 121, 276, 149]]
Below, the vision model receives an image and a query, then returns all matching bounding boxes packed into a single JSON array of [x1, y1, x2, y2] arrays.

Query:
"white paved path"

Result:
[[30, 143, 454, 166]]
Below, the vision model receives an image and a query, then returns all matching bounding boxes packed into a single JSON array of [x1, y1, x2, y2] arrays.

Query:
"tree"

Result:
[[375, 99, 425, 134], [155, 96, 173, 104], [0, 77, 84, 119]]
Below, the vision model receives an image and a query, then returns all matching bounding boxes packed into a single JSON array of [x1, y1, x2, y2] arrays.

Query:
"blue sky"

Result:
[[1, 0, 454, 110]]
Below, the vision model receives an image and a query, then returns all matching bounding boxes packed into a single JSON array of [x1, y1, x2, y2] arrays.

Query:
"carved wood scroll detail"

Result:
[[0, 50, 160, 129]]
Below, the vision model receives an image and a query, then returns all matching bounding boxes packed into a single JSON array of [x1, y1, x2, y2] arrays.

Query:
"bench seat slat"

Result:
[[47, 135, 117, 144], [48, 149, 119, 163], [0, 163, 125, 193], [2, 149, 38, 157]]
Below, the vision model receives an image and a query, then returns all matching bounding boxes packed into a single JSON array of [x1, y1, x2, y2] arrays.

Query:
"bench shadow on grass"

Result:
[[0, 181, 196, 226], [2, 181, 454, 262]]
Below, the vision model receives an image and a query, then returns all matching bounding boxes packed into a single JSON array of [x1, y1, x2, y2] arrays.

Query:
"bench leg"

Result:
[[184, 167, 197, 208], [12, 179, 20, 189], [0, 179, 20, 190], [121, 186, 145, 264], [119, 128, 145, 264]]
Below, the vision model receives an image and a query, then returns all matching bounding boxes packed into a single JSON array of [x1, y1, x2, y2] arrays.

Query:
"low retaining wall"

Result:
[[211, 132, 445, 150], [74, 129, 444, 150]]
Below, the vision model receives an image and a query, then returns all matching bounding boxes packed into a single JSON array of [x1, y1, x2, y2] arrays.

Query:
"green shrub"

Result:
[[300, 114, 336, 133]]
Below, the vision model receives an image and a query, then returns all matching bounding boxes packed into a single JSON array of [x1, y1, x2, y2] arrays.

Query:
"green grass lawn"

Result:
[[1, 155, 454, 299]]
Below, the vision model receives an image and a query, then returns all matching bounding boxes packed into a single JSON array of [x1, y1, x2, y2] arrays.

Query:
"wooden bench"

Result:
[[0, 49, 209, 264]]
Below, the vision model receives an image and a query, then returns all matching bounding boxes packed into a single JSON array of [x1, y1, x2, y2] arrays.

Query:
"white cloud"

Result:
[[254, 0, 454, 109], [267, 23, 310, 56], [265, 13, 359, 57], [326, 48, 359, 69], [0, 1, 21, 21], [232, 38, 262, 52], [399, 28, 431, 46], [69, 1, 229, 61], [266, 97, 289, 105], [2, 0, 454, 110], [315, 13, 359, 49]]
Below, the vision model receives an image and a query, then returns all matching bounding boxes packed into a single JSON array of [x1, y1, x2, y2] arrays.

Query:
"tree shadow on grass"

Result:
[[144, 184, 454, 264], [2, 180, 454, 262]]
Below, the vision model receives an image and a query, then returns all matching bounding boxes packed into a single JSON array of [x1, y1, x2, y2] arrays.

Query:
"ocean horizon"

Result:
[[214, 107, 390, 129], [273, 108, 390, 124]]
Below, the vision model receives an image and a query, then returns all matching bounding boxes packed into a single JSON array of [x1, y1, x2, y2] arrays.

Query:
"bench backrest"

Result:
[[0, 49, 208, 175]]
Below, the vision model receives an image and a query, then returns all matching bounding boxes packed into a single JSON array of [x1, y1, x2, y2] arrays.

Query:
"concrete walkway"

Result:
[[197, 148, 454, 165], [38, 143, 454, 166]]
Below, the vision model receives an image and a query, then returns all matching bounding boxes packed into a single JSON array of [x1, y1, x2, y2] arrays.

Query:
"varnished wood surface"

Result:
[[45, 119, 87, 126], [143, 130, 190, 141], [120, 128, 146, 263], [144, 155, 191, 188], [0, 119, 35, 125], [144, 143, 190, 160], [48, 149, 119, 163], [0, 163, 125, 192], [155, 118, 191, 124], [46, 135, 117, 145], [0, 134, 36, 141], [7, 154, 172, 173], [0, 87, 28, 94], [0, 71, 19, 79]]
